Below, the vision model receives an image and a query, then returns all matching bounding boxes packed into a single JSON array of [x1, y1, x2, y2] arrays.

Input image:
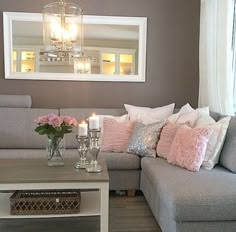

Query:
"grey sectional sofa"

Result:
[[1, 95, 236, 232]]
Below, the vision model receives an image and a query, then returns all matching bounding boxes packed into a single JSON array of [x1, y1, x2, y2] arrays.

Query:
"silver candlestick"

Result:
[[86, 129, 103, 173], [75, 135, 89, 169]]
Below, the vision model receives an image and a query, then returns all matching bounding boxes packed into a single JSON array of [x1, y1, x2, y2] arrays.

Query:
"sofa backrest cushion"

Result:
[[209, 111, 221, 122], [219, 115, 236, 173], [0, 108, 58, 149], [0, 95, 32, 108], [60, 108, 127, 148]]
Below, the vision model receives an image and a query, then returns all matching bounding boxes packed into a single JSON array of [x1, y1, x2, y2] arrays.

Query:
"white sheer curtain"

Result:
[[199, 0, 235, 115]]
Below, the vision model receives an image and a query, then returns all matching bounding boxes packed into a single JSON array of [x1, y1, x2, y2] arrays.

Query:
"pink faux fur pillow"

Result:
[[167, 125, 213, 172], [156, 123, 180, 159], [101, 118, 134, 152]]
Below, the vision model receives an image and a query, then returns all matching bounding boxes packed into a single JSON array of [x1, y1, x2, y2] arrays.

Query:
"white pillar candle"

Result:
[[89, 113, 100, 130], [78, 121, 88, 136]]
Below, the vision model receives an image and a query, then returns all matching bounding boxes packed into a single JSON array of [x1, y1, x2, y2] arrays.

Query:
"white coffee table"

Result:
[[0, 159, 109, 232]]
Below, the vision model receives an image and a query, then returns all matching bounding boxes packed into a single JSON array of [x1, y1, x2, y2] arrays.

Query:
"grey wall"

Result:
[[0, 0, 200, 109]]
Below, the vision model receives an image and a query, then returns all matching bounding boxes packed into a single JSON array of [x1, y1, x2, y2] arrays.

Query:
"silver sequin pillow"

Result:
[[127, 121, 165, 157]]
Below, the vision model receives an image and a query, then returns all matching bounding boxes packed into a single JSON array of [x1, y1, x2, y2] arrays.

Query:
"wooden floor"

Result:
[[0, 192, 162, 232]]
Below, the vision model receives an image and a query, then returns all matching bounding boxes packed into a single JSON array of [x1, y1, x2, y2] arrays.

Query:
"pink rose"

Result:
[[35, 115, 49, 125], [63, 116, 78, 126], [47, 113, 58, 120], [48, 114, 63, 127]]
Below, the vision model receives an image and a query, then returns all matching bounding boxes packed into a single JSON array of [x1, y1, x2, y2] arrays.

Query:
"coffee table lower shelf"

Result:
[[0, 191, 100, 218]]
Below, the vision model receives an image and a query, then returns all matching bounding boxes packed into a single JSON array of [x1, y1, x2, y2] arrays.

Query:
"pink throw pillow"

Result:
[[101, 118, 134, 152], [167, 125, 213, 172], [156, 123, 180, 159]]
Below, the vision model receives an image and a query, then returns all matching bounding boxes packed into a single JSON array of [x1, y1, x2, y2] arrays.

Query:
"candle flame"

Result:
[[92, 113, 96, 117]]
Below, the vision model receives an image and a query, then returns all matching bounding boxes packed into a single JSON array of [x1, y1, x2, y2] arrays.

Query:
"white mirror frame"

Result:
[[3, 12, 147, 82]]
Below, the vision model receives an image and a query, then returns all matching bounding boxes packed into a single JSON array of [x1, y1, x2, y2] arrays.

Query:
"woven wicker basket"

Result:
[[10, 190, 81, 215]]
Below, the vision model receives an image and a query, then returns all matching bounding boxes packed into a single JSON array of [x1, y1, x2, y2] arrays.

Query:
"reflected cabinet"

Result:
[[101, 49, 135, 75], [13, 49, 36, 73]]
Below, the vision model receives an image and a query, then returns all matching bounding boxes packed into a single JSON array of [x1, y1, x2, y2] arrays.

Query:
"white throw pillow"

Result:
[[179, 103, 209, 115], [194, 112, 215, 127], [175, 110, 199, 127], [124, 103, 175, 125], [196, 116, 231, 170], [168, 103, 210, 127]]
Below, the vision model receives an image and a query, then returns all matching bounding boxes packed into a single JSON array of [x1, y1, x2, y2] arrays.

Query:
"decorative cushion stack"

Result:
[[99, 103, 231, 172], [100, 103, 175, 154], [157, 103, 231, 171]]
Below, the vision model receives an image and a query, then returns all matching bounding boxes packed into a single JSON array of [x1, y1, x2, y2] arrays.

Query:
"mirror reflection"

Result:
[[4, 12, 147, 82], [12, 21, 139, 75]]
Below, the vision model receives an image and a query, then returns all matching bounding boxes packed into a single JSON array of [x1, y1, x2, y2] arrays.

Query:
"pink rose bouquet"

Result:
[[34, 114, 78, 139]]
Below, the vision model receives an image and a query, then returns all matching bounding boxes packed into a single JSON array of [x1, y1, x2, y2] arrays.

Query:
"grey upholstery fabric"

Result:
[[219, 115, 236, 172], [0, 95, 32, 108], [141, 170, 174, 232], [109, 170, 140, 190], [176, 221, 236, 232], [0, 108, 58, 148], [141, 157, 236, 222], [99, 152, 140, 170], [60, 108, 127, 148], [209, 111, 221, 121], [141, 169, 236, 232]]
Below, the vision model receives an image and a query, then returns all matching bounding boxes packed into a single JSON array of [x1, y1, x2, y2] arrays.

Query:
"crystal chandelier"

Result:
[[42, 0, 83, 58]]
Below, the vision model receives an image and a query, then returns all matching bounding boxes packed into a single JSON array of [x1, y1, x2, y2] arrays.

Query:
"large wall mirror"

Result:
[[3, 12, 147, 82]]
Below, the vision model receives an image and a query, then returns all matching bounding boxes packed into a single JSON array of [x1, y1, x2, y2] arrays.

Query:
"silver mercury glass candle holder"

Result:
[[86, 128, 103, 173], [75, 135, 89, 169]]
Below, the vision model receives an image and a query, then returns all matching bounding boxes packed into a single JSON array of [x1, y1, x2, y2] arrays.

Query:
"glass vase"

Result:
[[47, 137, 64, 167]]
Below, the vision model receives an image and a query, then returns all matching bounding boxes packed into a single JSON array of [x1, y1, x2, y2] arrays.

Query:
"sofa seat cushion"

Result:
[[99, 152, 141, 170], [141, 157, 236, 222]]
